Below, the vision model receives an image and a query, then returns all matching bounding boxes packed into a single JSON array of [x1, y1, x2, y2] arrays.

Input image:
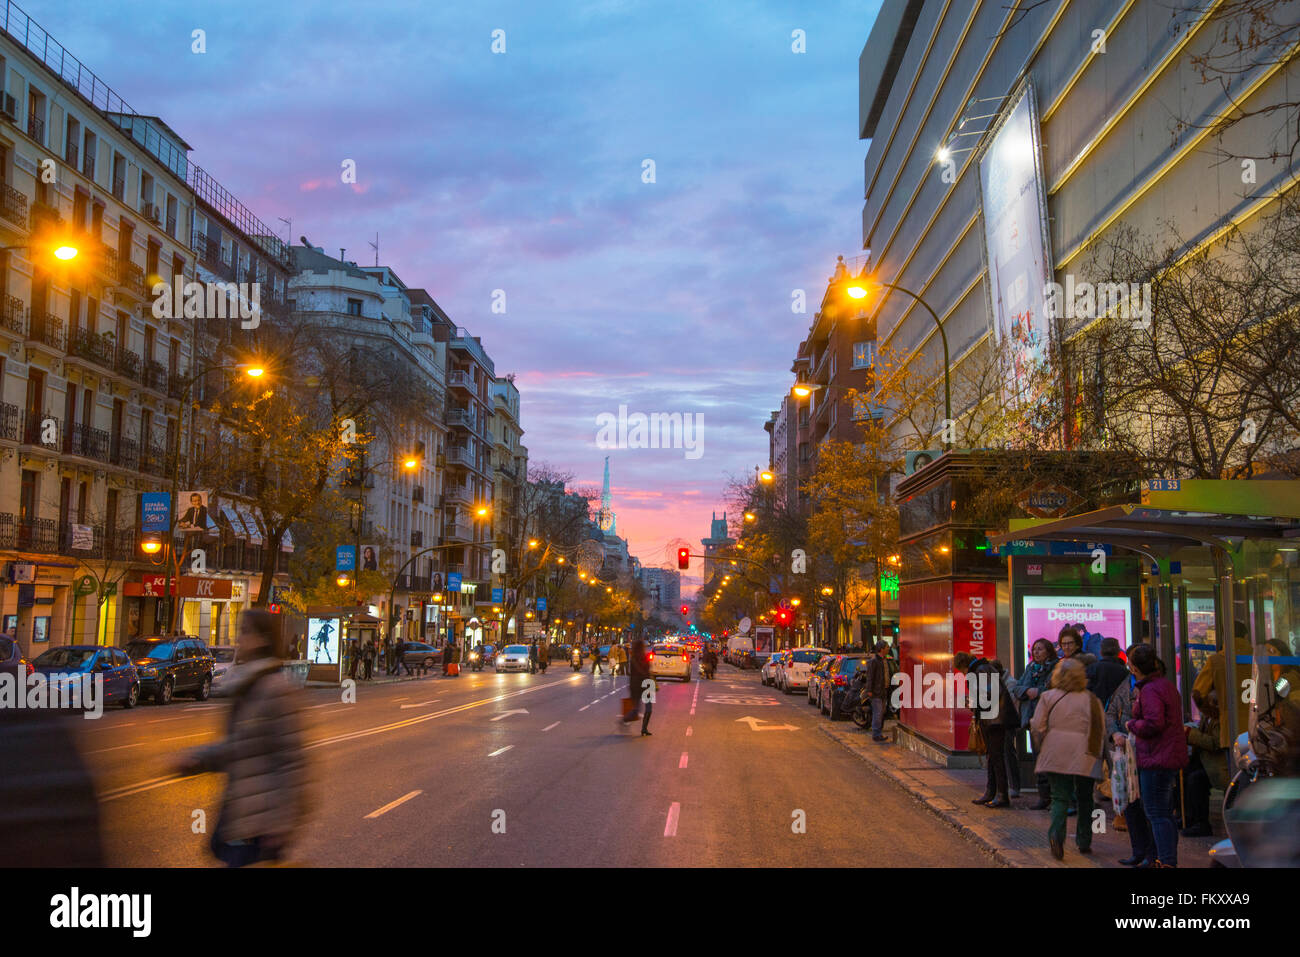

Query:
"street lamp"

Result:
[[140, 536, 163, 556], [336, 573, 352, 588], [841, 269, 952, 447]]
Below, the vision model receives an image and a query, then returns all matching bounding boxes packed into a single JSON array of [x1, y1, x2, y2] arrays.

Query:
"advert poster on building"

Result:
[[307, 617, 341, 668], [753, 625, 774, 655], [1021, 594, 1132, 663], [952, 582, 995, 750], [978, 80, 1054, 404]]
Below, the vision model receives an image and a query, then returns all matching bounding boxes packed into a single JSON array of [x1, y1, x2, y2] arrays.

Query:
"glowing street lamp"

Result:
[[53, 244, 78, 261], [336, 574, 352, 588], [140, 536, 163, 555]]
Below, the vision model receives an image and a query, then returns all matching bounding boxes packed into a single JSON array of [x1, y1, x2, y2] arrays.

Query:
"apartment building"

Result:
[[0, 3, 286, 651]]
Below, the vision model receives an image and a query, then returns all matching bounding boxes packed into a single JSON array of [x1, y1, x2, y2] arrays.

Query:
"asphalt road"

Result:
[[81, 661, 994, 867]]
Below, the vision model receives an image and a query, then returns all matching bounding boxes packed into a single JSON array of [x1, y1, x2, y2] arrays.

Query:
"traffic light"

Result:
[[677, 547, 690, 570], [680, 604, 689, 616], [775, 607, 793, 627]]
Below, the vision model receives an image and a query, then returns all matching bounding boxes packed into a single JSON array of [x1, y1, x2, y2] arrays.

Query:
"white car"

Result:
[[649, 643, 692, 682], [761, 651, 787, 686], [777, 647, 832, 694], [495, 644, 531, 673], [209, 645, 244, 693]]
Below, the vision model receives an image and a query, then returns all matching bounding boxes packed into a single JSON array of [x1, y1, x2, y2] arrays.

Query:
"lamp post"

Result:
[[843, 273, 952, 449]]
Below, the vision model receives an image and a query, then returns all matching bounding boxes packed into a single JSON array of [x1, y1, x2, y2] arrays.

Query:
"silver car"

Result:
[[495, 644, 531, 673]]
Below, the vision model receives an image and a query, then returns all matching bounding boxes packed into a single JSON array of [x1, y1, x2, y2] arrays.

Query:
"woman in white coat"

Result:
[[1030, 657, 1106, 861]]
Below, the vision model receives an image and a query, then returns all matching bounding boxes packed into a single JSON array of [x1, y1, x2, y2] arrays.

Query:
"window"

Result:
[[139, 171, 154, 213], [852, 341, 876, 370], [346, 298, 363, 317], [64, 115, 80, 166], [81, 129, 96, 180]]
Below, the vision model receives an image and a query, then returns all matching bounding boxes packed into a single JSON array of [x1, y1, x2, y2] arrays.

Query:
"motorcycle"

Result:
[[468, 650, 484, 672], [846, 670, 873, 729], [701, 658, 715, 679], [571, 649, 583, 672]]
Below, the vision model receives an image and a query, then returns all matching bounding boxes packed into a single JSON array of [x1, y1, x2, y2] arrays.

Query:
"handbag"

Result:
[[1111, 748, 1129, 813], [967, 716, 986, 755], [1124, 732, 1141, 802]]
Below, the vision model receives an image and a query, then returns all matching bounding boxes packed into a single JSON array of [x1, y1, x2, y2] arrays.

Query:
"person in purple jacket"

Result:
[[1125, 643, 1188, 867]]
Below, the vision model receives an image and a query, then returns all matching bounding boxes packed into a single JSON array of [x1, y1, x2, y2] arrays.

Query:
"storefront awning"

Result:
[[988, 504, 1300, 554], [236, 506, 264, 546], [221, 505, 246, 540]]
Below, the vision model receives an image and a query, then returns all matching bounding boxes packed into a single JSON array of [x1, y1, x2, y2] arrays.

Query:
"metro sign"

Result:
[[1016, 481, 1082, 519]]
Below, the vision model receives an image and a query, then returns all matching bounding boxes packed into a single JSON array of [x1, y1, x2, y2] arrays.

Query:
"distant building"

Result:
[[700, 512, 734, 588]]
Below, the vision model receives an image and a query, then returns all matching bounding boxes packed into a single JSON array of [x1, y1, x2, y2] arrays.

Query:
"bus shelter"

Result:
[[989, 500, 1300, 744]]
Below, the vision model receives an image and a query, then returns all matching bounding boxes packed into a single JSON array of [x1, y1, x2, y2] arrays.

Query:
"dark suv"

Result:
[[125, 636, 214, 704]]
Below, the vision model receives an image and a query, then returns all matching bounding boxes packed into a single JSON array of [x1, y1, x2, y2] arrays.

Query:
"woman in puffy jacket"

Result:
[[1030, 658, 1105, 860], [1125, 643, 1188, 868]]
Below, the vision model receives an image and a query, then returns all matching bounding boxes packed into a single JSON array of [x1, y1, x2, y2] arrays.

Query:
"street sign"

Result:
[[336, 545, 356, 572], [141, 493, 170, 533], [448, 572, 463, 593], [536, 596, 547, 613], [8, 562, 35, 583], [74, 574, 98, 597]]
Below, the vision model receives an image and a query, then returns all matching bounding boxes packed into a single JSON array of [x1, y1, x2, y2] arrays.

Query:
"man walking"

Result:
[[591, 642, 604, 676], [529, 641, 539, 674], [864, 642, 891, 741], [624, 636, 654, 736]]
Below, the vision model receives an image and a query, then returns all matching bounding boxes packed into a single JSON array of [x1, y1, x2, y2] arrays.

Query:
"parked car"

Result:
[[0, 633, 31, 681], [807, 654, 835, 705], [596, 644, 611, 663], [649, 643, 692, 682], [761, 651, 788, 686], [207, 645, 245, 694], [495, 644, 531, 673], [550, 643, 573, 662], [124, 636, 214, 704], [777, 647, 832, 694], [399, 641, 440, 670], [32, 645, 140, 709], [816, 654, 869, 720]]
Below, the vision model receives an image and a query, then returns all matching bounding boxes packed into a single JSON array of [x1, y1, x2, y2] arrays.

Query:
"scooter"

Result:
[[846, 671, 872, 729], [701, 659, 715, 679], [468, 650, 484, 672], [571, 649, 583, 672]]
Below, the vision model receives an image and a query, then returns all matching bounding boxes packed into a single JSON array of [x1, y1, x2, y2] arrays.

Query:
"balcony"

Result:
[[0, 401, 17, 441], [64, 142, 78, 169], [58, 522, 105, 559], [143, 359, 168, 393], [412, 484, 425, 503], [0, 295, 24, 335], [139, 442, 173, 477], [447, 370, 474, 394], [165, 213, 176, 237], [445, 408, 475, 431], [104, 527, 136, 563], [27, 310, 65, 351], [0, 184, 27, 229], [0, 514, 58, 553], [167, 372, 188, 400], [115, 348, 141, 382], [443, 519, 473, 542], [68, 325, 115, 367], [117, 260, 148, 301], [90, 241, 119, 280], [109, 435, 139, 470], [443, 483, 471, 505], [445, 446, 476, 469], [63, 422, 111, 462], [83, 154, 96, 182], [112, 174, 125, 201], [21, 409, 60, 448], [411, 530, 424, 548]]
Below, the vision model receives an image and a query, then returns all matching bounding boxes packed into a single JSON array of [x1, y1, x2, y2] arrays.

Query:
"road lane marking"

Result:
[[679, 752, 688, 768], [86, 742, 145, 755], [303, 703, 339, 711], [489, 746, 513, 756], [392, 697, 409, 702], [146, 716, 191, 724], [400, 699, 441, 709], [685, 726, 692, 736], [542, 721, 560, 731], [664, 802, 681, 837], [579, 705, 590, 711], [491, 709, 529, 721], [161, 731, 213, 742], [365, 790, 422, 819], [100, 678, 574, 802]]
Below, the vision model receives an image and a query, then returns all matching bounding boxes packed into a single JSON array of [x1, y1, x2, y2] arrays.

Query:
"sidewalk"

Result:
[[819, 719, 1218, 868]]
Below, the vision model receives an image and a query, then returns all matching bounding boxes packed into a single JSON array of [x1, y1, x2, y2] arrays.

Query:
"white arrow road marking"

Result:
[[491, 709, 529, 721], [679, 752, 688, 768], [664, 802, 681, 837], [365, 790, 422, 819], [735, 716, 799, 731], [400, 699, 441, 709], [542, 721, 560, 731], [489, 746, 513, 756]]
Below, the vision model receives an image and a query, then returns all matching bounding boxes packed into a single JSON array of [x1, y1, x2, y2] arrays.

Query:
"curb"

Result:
[[816, 723, 1070, 868]]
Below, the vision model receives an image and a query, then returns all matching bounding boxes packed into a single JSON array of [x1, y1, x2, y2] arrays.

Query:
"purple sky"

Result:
[[37, 0, 879, 590]]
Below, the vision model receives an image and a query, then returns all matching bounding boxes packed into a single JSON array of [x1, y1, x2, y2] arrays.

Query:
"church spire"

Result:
[[598, 456, 616, 534]]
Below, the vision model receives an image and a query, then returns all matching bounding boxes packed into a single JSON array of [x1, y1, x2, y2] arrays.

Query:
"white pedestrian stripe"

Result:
[[679, 752, 688, 768], [664, 802, 681, 837], [489, 746, 514, 756], [365, 790, 422, 819], [542, 721, 560, 731], [400, 699, 441, 709]]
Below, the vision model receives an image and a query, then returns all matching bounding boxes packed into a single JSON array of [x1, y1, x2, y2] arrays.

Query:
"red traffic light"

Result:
[[775, 608, 793, 627], [680, 604, 689, 616], [677, 547, 690, 570]]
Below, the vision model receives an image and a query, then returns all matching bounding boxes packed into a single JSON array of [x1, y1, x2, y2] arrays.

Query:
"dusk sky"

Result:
[[39, 0, 881, 589]]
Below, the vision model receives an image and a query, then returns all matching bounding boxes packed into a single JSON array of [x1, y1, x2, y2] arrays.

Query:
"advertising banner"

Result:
[[978, 81, 1054, 403], [336, 545, 356, 572], [142, 493, 170, 533], [448, 572, 463, 593], [307, 617, 340, 666], [1021, 593, 1132, 663]]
